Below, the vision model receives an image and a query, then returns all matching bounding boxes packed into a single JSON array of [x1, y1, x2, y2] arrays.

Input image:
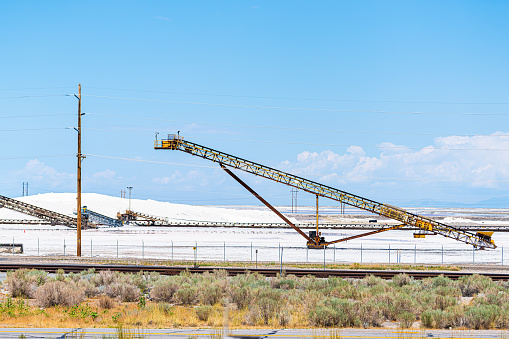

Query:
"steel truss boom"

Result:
[[154, 136, 496, 249]]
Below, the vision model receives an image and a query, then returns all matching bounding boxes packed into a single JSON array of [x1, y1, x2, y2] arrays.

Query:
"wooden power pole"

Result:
[[77, 84, 82, 257]]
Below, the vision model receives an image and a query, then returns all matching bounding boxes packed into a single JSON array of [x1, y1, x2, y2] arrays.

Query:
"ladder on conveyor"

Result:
[[76, 206, 122, 227]]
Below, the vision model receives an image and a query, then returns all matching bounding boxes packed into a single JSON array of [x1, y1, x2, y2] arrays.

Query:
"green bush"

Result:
[[392, 273, 413, 287], [195, 305, 214, 321], [150, 277, 180, 302], [421, 309, 450, 329], [464, 305, 500, 329], [198, 282, 223, 305], [458, 274, 496, 297], [308, 298, 360, 328], [397, 311, 416, 328], [174, 283, 198, 305]]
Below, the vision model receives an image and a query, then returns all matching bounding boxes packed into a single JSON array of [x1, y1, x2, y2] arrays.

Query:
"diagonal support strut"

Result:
[[220, 164, 313, 243]]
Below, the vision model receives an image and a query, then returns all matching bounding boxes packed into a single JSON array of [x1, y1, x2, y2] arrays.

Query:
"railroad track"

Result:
[[0, 263, 508, 280]]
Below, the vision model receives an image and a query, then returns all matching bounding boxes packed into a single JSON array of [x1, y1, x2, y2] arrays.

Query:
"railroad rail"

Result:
[[1, 263, 508, 280]]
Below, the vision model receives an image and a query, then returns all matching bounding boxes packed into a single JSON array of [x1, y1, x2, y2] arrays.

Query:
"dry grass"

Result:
[[0, 268, 506, 330]]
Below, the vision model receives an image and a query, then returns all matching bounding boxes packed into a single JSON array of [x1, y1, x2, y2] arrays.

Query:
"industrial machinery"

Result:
[[117, 210, 169, 226], [154, 134, 496, 250]]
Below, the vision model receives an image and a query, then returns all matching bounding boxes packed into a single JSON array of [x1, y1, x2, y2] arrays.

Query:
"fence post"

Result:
[[278, 243, 280, 262], [333, 244, 336, 263], [142, 239, 144, 259], [503, 246, 504, 266], [255, 249, 258, 269], [414, 244, 416, 264], [12, 237, 14, 256], [223, 241, 226, 262], [388, 244, 390, 264], [116, 239, 119, 258], [64, 238, 66, 256], [37, 237, 39, 256], [361, 243, 363, 263], [280, 246, 283, 276], [442, 245, 444, 265], [306, 246, 308, 262], [323, 246, 326, 270], [90, 239, 92, 257], [251, 242, 253, 262], [171, 240, 174, 260], [473, 247, 475, 264]]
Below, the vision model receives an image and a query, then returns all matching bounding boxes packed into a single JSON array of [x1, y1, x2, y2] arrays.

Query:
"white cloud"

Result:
[[13, 159, 75, 187], [92, 169, 116, 180], [280, 133, 509, 188]]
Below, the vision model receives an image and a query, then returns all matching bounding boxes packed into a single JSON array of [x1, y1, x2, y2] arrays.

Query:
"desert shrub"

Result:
[[5, 269, 46, 298], [229, 284, 253, 310], [371, 293, 396, 320], [98, 295, 116, 309], [421, 309, 450, 329], [212, 269, 229, 280], [105, 283, 140, 302], [434, 294, 458, 311], [464, 305, 500, 329], [362, 275, 387, 288], [55, 269, 66, 282], [392, 273, 413, 287], [150, 277, 180, 302], [356, 301, 384, 327], [195, 305, 214, 321], [308, 298, 360, 328], [92, 270, 118, 287], [270, 277, 296, 290], [397, 311, 415, 328], [130, 271, 160, 293], [244, 288, 284, 325], [78, 280, 99, 298], [431, 275, 454, 289], [393, 294, 417, 318], [174, 283, 198, 305], [35, 281, 84, 307], [198, 282, 224, 305], [458, 274, 496, 297]]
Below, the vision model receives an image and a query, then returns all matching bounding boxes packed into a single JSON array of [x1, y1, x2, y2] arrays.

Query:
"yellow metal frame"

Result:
[[155, 137, 496, 249]]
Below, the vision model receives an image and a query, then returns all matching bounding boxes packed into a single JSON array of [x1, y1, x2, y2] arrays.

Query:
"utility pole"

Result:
[[76, 84, 83, 257], [127, 187, 133, 212]]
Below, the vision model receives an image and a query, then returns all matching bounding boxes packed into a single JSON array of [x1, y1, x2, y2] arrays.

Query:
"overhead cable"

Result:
[[81, 95, 509, 116]]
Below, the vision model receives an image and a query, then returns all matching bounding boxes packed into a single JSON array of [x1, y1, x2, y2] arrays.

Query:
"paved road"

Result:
[[1, 328, 508, 339]]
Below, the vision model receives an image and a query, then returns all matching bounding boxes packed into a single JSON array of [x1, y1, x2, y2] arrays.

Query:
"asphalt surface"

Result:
[[1, 328, 509, 339]]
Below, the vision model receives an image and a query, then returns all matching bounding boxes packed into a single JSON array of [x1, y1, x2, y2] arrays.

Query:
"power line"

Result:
[[84, 154, 217, 169], [84, 153, 509, 183], [81, 95, 509, 116], [0, 127, 68, 132], [0, 154, 74, 160], [85, 86, 509, 105], [0, 94, 68, 99], [0, 114, 74, 119], [81, 128, 509, 152], [86, 113, 509, 138], [0, 87, 74, 91]]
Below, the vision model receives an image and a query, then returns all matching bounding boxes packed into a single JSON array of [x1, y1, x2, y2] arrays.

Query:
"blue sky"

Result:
[[1, 1, 509, 208]]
